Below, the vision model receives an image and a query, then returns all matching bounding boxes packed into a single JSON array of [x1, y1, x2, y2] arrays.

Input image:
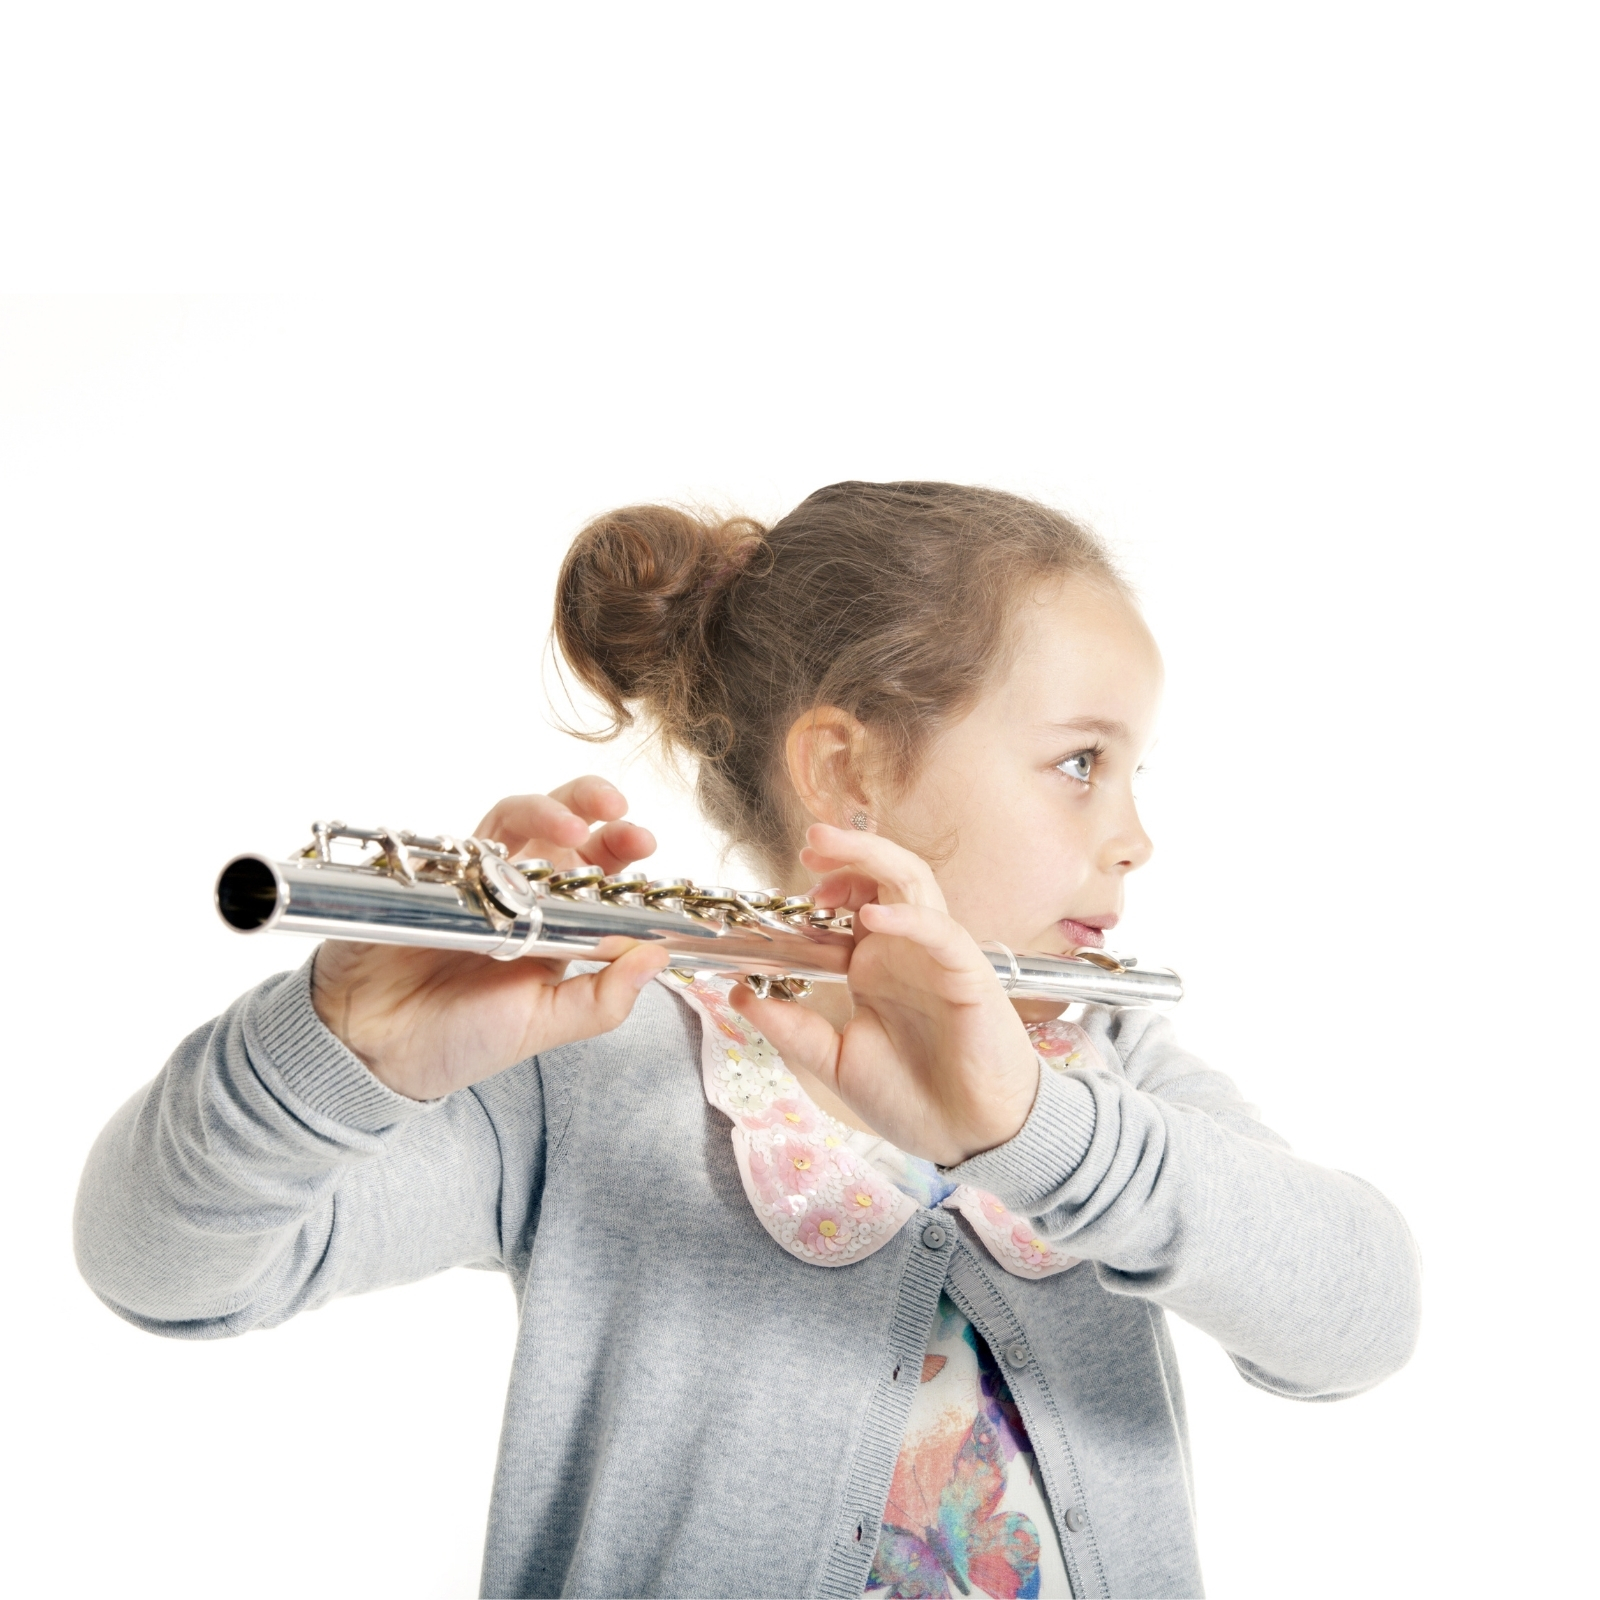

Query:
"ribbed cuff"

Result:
[[943, 1065, 1098, 1211], [250, 958, 435, 1134]]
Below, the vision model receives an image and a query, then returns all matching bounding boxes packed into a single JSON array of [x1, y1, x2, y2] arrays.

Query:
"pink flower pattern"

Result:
[[798, 1206, 854, 1254], [841, 1176, 894, 1221], [945, 1187, 1082, 1280], [744, 1096, 821, 1136], [745, 1148, 790, 1208], [1028, 1016, 1096, 1071], [770, 1140, 825, 1195], [663, 971, 1094, 1276]]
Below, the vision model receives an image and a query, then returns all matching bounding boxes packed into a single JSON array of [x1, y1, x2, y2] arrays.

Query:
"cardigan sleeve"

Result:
[[74, 959, 529, 1339], [945, 1005, 1421, 1400]]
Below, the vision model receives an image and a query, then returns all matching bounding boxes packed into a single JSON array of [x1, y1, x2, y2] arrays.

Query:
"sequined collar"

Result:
[[660, 972, 1094, 1277]]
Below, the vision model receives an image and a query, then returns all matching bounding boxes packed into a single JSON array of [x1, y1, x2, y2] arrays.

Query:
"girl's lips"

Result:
[[1058, 916, 1116, 949]]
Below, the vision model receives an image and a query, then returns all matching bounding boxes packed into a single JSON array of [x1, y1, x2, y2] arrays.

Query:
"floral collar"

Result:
[[660, 971, 1095, 1278]]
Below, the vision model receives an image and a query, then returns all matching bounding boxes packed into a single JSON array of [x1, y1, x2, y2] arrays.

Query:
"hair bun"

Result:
[[554, 504, 767, 740]]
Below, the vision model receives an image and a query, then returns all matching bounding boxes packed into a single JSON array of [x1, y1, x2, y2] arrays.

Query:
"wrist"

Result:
[[256, 959, 436, 1130], [950, 1052, 1042, 1166], [942, 1066, 1097, 1201], [308, 951, 429, 1101]]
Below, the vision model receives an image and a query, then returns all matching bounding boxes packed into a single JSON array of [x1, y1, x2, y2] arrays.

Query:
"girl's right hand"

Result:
[[309, 777, 670, 1101], [727, 825, 1042, 1167]]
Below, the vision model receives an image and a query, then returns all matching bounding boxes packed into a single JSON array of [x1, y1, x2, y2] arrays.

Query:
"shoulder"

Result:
[[1076, 1005, 1278, 1137], [1077, 1003, 1190, 1078]]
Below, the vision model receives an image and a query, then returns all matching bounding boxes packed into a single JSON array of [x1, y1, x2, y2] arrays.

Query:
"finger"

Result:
[[806, 867, 883, 913], [589, 934, 669, 967], [541, 938, 670, 1045], [801, 824, 947, 910], [578, 819, 658, 874], [473, 793, 592, 856], [547, 775, 631, 825], [855, 900, 992, 978], [727, 985, 845, 1090]]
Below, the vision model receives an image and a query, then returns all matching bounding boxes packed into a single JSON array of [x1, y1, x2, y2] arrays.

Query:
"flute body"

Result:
[[215, 823, 1182, 1009]]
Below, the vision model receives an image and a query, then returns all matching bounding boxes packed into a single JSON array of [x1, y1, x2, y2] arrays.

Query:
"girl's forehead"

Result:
[[1021, 572, 1151, 639], [1001, 580, 1163, 708]]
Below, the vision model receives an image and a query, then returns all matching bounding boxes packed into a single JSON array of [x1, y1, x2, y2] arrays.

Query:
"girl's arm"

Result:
[[948, 1004, 1422, 1401], [74, 962, 521, 1335], [737, 824, 1420, 1401], [76, 779, 667, 1337]]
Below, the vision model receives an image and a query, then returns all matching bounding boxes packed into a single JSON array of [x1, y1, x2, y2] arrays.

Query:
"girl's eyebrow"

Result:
[[1047, 717, 1129, 740]]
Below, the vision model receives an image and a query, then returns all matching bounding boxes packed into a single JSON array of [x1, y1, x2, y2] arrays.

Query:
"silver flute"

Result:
[[215, 822, 1182, 1007]]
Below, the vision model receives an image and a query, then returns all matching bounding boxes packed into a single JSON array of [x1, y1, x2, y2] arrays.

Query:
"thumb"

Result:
[[544, 940, 670, 1045], [728, 987, 844, 1091]]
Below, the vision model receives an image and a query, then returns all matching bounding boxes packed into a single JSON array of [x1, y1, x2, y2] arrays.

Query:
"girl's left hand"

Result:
[[727, 823, 1042, 1166]]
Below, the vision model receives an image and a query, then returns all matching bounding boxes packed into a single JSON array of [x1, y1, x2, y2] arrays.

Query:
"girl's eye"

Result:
[[1056, 750, 1096, 784]]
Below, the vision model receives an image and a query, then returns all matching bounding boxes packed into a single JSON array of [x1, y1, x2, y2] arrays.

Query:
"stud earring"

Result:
[[850, 810, 874, 832]]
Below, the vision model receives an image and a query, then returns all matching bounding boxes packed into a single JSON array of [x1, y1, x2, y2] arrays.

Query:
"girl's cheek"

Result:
[[939, 878, 1012, 942]]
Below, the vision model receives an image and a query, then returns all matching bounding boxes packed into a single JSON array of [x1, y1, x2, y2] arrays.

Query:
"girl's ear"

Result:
[[784, 707, 874, 826]]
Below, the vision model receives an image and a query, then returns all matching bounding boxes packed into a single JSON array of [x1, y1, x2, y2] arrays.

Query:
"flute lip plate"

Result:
[[1069, 946, 1127, 973]]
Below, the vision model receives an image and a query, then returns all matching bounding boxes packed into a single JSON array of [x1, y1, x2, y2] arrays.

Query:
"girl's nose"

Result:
[[1103, 802, 1154, 875]]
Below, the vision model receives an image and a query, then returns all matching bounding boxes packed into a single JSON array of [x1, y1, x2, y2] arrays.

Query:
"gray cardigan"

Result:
[[74, 961, 1420, 1599]]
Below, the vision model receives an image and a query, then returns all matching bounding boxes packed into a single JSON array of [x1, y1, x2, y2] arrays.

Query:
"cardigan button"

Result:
[[1004, 1342, 1031, 1369], [920, 1222, 949, 1250], [1065, 1507, 1086, 1533]]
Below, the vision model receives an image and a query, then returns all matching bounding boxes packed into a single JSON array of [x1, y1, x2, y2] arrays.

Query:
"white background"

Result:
[[2, 5, 1596, 1596]]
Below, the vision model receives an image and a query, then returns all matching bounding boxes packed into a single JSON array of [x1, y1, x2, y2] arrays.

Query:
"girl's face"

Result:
[[882, 576, 1162, 982]]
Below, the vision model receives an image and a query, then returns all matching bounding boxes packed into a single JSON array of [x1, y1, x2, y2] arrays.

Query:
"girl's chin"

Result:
[[1011, 998, 1070, 1025]]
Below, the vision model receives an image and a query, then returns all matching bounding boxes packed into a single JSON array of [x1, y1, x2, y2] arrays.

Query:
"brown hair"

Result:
[[553, 481, 1124, 880]]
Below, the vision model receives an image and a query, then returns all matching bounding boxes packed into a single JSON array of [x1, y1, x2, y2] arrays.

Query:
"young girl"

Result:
[[76, 482, 1420, 1600]]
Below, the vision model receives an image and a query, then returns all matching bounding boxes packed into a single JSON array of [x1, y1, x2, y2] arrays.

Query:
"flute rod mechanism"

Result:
[[215, 822, 1182, 1009]]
